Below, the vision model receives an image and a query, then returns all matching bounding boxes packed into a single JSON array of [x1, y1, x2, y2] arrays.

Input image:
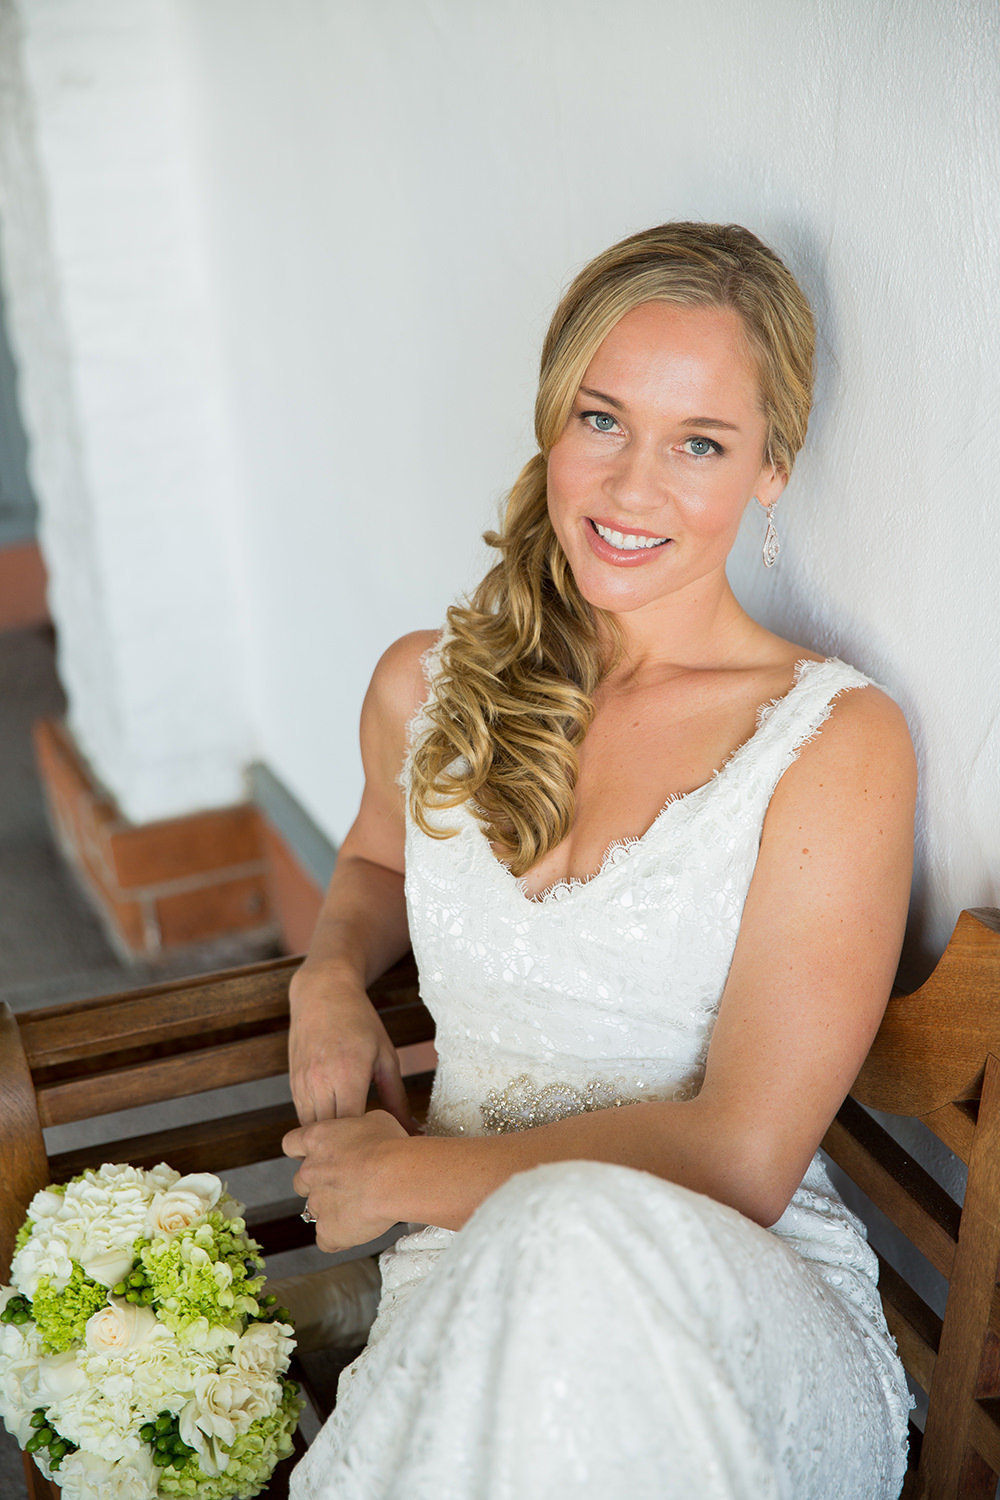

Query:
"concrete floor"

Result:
[[0, 625, 320, 1496]]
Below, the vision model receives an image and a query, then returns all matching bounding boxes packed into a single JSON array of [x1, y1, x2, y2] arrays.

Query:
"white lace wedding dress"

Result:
[[291, 654, 911, 1500]]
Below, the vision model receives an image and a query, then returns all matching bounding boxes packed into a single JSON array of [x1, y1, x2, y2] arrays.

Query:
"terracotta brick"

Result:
[[107, 805, 264, 889], [0, 541, 49, 631], [258, 821, 323, 955], [102, 891, 153, 954], [154, 874, 272, 948], [34, 718, 116, 887], [34, 717, 273, 957]]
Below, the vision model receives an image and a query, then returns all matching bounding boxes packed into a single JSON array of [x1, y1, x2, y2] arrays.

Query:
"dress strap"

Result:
[[742, 657, 878, 800]]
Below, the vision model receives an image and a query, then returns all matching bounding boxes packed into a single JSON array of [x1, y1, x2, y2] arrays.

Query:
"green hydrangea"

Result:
[[158, 1379, 302, 1499], [13, 1219, 33, 1256], [32, 1263, 106, 1353], [139, 1212, 266, 1341]]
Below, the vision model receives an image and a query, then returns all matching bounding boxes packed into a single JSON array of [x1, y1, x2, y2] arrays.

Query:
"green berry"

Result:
[[140, 1423, 156, 1442], [155, 1414, 172, 1434], [29, 1411, 47, 1429]]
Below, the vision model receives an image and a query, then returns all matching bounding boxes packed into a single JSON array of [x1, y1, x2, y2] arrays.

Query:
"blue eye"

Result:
[[684, 437, 721, 457], [581, 411, 619, 433]]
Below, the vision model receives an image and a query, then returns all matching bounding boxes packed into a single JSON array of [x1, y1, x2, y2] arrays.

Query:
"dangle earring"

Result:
[[756, 497, 780, 568]]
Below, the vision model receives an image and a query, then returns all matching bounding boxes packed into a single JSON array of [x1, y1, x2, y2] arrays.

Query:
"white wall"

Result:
[[172, 0, 999, 971], [2, 0, 997, 970], [0, 0, 251, 821]]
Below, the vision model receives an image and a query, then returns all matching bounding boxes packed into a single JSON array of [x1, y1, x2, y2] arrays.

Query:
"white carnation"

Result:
[[232, 1319, 295, 1380], [10, 1230, 75, 1298], [145, 1173, 222, 1238], [51, 1367, 143, 1465], [26, 1188, 67, 1223], [146, 1162, 181, 1192], [56, 1444, 158, 1500]]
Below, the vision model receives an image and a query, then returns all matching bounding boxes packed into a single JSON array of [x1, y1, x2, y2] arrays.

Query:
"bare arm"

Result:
[[287, 629, 438, 1127], [286, 685, 916, 1246]]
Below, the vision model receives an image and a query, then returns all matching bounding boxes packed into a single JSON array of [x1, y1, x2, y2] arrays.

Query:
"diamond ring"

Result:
[[300, 1206, 317, 1225]]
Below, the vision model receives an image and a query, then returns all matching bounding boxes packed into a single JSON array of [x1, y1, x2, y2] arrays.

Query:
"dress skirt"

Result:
[[290, 1161, 909, 1500]]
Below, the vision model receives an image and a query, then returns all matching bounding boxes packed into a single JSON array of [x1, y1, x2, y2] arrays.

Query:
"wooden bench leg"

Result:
[[917, 1051, 1000, 1497]]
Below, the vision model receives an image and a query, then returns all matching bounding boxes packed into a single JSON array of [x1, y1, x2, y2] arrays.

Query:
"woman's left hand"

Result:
[[282, 1109, 409, 1252]]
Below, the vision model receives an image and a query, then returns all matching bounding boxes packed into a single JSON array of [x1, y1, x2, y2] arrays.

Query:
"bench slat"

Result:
[[45, 1074, 437, 1183], [823, 1098, 960, 1279]]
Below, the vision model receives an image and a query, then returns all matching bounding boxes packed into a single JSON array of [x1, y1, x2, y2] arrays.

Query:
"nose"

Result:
[[605, 438, 669, 516]]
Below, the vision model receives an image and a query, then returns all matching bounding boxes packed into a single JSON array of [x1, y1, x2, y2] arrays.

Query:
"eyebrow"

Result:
[[577, 388, 742, 433]]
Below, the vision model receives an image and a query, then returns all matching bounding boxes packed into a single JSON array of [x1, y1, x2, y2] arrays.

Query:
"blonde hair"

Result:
[[410, 222, 816, 875]]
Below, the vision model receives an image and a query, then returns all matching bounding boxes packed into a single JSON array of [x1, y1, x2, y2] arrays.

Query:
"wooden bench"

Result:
[[2, 907, 999, 1499]]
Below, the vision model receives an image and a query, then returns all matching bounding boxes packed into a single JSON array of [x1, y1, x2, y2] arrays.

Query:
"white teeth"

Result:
[[593, 522, 668, 551]]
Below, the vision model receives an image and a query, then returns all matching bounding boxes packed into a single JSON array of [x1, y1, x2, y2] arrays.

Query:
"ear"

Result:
[[755, 461, 787, 509]]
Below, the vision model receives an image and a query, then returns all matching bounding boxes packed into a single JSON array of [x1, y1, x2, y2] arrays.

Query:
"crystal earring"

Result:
[[756, 497, 780, 568]]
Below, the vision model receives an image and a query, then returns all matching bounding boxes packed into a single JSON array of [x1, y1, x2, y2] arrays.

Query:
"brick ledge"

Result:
[[33, 718, 276, 960]]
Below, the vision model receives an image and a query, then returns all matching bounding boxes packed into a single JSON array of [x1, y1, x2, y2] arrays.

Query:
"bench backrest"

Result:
[[3, 907, 1000, 1500]]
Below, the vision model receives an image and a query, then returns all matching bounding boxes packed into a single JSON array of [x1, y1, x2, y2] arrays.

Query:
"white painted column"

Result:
[[0, 0, 250, 821]]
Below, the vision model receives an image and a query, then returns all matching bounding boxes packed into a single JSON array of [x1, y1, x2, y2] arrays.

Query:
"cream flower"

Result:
[[55, 1444, 158, 1500], [231, 1319, 295, 1380], [35, 1347, 88, 1404], [10, 1229, 74, 1298], [0, 1315, 45, 1443], [145, 1173, 222, 1238], [26, 1187, 67, 1223], [84, 1297, 160, 1354], [78, 1245, 135, 1289], [178, 1366, 270, 1465]]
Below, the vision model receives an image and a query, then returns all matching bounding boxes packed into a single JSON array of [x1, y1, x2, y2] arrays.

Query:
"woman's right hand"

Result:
[[288, 963, 418, 1131]]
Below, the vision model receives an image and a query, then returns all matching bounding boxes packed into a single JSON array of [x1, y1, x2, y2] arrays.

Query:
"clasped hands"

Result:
[[282, 1108, 412, 1253]]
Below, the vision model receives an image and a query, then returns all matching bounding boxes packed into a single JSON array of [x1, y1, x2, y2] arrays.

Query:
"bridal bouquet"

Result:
[[0, 1163, 302, 1500]]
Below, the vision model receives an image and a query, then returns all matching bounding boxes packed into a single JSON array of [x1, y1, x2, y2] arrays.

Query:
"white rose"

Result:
[[0, 1321, 44, 1445], [178, 1367, 262, 1460], [84, 1297, 160, 1354], [145, 1174, 222, 1237], [36, 1349, 87, 1403], [78, 1245, 135, 1289]]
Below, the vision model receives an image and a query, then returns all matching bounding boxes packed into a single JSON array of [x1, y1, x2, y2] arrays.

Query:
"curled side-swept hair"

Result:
[[410, 222, 816, 875]]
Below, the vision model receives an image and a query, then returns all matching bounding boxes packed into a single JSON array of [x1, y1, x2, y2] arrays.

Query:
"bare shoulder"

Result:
[[771, 679, 916, 824], [368, 629, 441, 717]]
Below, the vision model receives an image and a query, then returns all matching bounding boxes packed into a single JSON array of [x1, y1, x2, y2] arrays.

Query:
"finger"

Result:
[[332, 1077, 370, 1119], [282, 1127, 307, 1159], [374, 1053, 419, 1134]]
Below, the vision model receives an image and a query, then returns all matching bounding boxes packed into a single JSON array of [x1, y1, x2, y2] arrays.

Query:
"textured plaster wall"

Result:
[[0, 0, 251, 820], [1, 0, 997, 970], [176, 0, 999, 974]]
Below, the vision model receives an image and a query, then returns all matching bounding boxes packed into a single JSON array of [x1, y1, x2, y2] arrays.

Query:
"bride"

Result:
[[282, 221, 916, 1498]]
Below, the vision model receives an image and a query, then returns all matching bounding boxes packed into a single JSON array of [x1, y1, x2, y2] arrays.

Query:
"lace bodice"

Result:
[[404, 652, 871, 1144]]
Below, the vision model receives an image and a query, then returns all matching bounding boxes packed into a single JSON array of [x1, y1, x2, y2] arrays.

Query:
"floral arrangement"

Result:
[[0, 1163, 302, 1500]]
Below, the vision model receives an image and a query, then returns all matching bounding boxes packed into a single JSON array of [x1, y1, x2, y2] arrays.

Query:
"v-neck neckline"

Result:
[[477, 657, 834, 906]]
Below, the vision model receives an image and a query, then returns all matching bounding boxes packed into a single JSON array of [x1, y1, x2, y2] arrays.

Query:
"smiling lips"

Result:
[[588, 518, 671, 563]]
